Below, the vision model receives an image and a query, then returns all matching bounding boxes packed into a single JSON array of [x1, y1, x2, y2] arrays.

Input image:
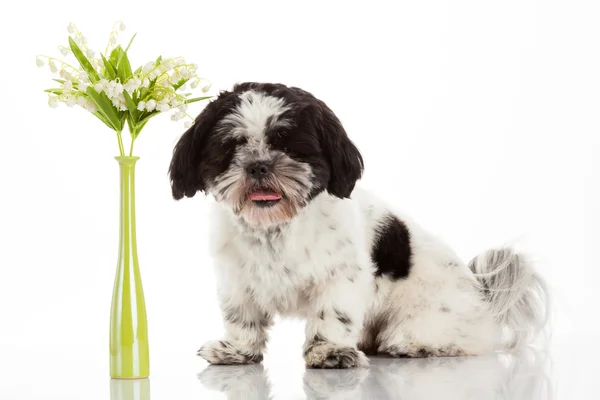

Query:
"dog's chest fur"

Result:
[[210, 193, 373, 315]]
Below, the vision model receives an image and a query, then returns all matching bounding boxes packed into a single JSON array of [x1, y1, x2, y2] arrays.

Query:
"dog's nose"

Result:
[[246, 162, 270, 178]]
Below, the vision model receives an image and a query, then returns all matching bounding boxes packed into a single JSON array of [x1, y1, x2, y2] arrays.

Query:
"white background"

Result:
[[0, 0, 599, 399]]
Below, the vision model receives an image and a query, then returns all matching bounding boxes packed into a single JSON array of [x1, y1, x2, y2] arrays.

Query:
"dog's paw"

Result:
[[380, 344, 467, 358], [197, 340, 263, 365], [304, 342, 369, 369]]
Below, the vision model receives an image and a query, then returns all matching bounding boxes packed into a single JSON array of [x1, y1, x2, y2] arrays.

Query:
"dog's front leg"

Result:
[[303, 274, 369, 368], [198, 289, 272, 365]]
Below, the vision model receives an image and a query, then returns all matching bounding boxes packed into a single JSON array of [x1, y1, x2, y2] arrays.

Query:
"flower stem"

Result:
[[128, 136, 135, 157], [116, 130, 125, 156]]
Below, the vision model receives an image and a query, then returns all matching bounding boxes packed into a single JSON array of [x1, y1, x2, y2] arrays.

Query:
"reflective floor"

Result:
[[2, 338, 596, 399], [197, 351, 553, 400]]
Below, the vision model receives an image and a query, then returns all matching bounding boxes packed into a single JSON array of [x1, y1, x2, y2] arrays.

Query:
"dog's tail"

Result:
[[468, 248, 549, 349]]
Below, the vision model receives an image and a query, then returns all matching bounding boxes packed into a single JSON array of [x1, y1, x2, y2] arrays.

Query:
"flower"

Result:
[[202, 84, 210, 93], [157, 102, 171, 112], [145, 99, 157, 111], [66, 96, 77, 107], [48, 95, 59, 108], [39, 21, 212, 157], [142, 61, 154, 73], [171, 111, 185, 121]]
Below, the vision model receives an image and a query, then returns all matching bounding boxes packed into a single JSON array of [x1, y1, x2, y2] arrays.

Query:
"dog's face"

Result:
[[169, 83, 363, 228]]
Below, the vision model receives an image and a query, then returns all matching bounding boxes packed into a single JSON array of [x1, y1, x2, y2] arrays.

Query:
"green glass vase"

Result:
[[110, 156, 150, 379]]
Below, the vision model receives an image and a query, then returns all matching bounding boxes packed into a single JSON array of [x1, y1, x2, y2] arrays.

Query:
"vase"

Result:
[[110, 156, 150, 379]]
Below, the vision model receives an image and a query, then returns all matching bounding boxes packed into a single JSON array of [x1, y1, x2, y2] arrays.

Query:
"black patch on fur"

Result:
[[440, 306, 451, 313], [334, 308, 352, 325], [318, 310, 325, 320], [371, 214, 413, 280]]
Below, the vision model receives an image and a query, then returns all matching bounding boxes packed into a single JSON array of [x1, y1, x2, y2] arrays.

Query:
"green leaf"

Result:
[[86, 87, 121, 131], [125, 33, 137, 52], [44, 88, 63, 94], [53, 79, 66, 85], [173, 78, 189, 91], [110, 46, 133, 83], [186, 96, 212, 104], [93, 112, 117, 130], [68, 37, 99, 82], [101, 54, 117, 80], [123, 91, 139, 122], [137, 110, 160, 127]]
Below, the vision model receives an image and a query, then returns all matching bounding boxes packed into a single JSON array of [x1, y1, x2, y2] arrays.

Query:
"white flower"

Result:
[[184, 120, 193, 129], [59, 69, 71, 80], [142, 78, 150, 88], [49, 61, 58, 73], [79, 82, 89, 92], [113, 83, 124, 95], [63, 80, 73, 91], [171, 98, 181, 108], [68, 23, 76, 34], [143, 61, 154, 73], [190, 80, 199, 89], [48, 95, 59, 108], [137, 101, 146, 111], [85, 101, 97, 113], [66, 96, 77, 107], [202, 84, 210, 93], [157, 101, 170, 112], [93, 82, 104, 92], [81, 36, 88, 44], [178, 104, 188, 113], [179, 83, 188, 92], [59, 46, 70, 56], [86, 49, 95, 58], [148, 70, 160, 79], [119, 103, 128, 111], [171, 111, 185, 121], [36, 57, 44, 67], [119, 22, 126, 31], [77, 96, 87, 107], [145, 99, 157, 111], [110, 35, 117, 45]]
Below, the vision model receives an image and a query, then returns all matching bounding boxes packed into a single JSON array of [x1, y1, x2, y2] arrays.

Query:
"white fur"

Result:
[[199, 185, 548, 366]]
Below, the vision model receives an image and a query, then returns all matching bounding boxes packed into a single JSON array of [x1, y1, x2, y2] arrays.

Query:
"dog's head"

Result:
[[169, 83, 363, 228]]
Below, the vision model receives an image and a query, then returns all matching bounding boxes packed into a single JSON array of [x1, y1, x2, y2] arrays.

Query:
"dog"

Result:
[[169, 82, 548, 368]]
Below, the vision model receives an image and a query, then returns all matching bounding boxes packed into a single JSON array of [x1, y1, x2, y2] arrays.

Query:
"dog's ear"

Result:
[[169, 99, 221, 200], [316, 102, 364, 198]]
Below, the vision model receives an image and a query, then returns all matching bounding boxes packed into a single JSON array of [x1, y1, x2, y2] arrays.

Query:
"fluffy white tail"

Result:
[[468, 248, 549, 349]]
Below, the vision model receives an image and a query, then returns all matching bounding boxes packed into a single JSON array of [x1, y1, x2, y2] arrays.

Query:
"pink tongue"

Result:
[[249, 191, 282, 201]]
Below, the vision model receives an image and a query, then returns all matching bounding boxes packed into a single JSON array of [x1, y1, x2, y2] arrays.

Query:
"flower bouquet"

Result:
[[37, 22, 211, 379]]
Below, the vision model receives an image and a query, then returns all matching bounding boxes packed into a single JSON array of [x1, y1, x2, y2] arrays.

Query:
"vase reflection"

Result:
[[110, 378, 150, 400], [198, 350, 553, 400]]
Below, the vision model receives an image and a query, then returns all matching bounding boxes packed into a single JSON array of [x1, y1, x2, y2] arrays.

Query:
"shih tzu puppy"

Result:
[[169, 82, 548, 368]]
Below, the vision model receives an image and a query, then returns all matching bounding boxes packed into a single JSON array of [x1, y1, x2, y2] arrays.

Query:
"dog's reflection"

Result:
[[198, 350, 552, 400]]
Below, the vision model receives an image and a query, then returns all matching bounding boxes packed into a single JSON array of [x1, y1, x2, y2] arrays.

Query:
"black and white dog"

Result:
[[169, 83, 548, 368]]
